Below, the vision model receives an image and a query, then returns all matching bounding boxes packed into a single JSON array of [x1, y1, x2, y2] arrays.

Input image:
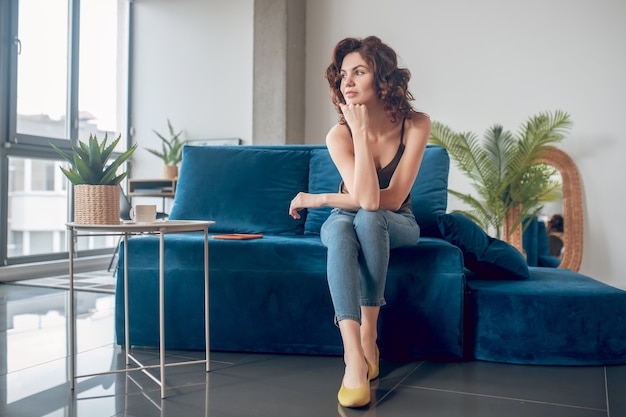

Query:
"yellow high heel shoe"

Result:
[[338, 380, 370, 408], [337, 359, 371, 408], [367, 345, 380, 381]]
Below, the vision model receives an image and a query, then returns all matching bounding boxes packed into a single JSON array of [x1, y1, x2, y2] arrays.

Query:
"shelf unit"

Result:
[[128, 178, 177, 197]]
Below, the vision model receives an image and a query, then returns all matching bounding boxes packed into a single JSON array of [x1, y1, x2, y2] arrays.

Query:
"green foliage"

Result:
[[50, 133, 137, 185], [146, 119, 185, 165], [429, 110, 572, 238]]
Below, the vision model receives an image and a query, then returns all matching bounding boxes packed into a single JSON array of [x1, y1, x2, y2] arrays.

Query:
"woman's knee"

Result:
[[321, 212, 358, 246], [353, 209, 387, 234]]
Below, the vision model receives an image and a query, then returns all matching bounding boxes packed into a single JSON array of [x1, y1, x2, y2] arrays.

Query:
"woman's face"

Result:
[[340, 52, 376, 105]]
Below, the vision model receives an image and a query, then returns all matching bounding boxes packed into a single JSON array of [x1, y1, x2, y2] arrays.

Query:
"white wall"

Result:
[[130, 0, 254, 180], [305, 0, 626, 288]]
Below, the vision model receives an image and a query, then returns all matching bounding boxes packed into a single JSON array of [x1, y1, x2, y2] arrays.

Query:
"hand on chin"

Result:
[[340, 102, 369, 131]]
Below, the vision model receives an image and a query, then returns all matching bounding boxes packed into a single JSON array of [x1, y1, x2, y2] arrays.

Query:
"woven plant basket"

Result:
[[74, 184, 120, 225]]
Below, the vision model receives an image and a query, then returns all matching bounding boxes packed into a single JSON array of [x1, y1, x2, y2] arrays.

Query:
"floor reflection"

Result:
[[1, 285, 118, 416], [1, 277, 625, 417]]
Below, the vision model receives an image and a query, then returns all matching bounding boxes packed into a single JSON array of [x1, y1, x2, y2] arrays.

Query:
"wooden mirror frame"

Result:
[[506, 147, 584, 271]]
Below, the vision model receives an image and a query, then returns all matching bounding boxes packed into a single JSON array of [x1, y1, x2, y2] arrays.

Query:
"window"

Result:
[[30, 159, 56, 191], [79, 0, 127, 143], [7, 156, 71, 258], [16, 0, 69, 139], [1, 0, 131, 266]]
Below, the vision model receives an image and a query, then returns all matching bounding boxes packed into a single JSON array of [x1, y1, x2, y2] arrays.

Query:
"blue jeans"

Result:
[[320, 208, 420, 325]]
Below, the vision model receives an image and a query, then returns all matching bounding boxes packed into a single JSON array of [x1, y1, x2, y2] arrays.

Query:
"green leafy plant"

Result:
[[146, 119, 185, 166], [50, 133, 137, 185], [429, 110, 572, 238]]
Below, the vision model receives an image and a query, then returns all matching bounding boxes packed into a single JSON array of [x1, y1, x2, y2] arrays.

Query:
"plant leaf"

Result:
[[49, 133, 136, 185]]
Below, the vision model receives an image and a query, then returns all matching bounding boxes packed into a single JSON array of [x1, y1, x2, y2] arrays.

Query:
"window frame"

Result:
[[0, 0, 134, 266]]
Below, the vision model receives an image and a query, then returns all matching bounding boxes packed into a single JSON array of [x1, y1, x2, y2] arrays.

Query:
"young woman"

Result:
[[289, 36, 431, 408]]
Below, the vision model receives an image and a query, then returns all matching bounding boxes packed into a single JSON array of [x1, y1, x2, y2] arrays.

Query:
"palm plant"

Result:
[[146, 119, 185, 166], [429, 110, 572, 239], [51, 133, 136, 185]]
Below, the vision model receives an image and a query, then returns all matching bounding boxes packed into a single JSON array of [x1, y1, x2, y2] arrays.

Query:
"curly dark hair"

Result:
[[325, 36, 416, 124], [547, 214, 564, 233]]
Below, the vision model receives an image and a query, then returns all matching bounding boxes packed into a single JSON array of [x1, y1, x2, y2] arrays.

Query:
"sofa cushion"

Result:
[[523, 216, 561, 268], [522, 217, 539, 266], [169, 146, 310, 235], [410, 145, 450, 237], [438, 212, 530, 280], [466, 267, 626, 365], [305, 149, 342, 235], [305, 145, 450, 236]]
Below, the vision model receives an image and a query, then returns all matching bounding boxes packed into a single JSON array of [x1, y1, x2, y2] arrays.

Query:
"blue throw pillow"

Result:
[[305, 149, 342, 235], [410, 146, 450, 237], [169, 146, 310, 235], [437, 213, 530, 280]]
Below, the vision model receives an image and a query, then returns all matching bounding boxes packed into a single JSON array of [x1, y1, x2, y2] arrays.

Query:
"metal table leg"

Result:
[[68, 226, 76, 390]]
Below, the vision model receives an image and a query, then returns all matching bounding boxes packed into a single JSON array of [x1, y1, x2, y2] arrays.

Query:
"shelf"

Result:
[[128, 178, 177, 197]]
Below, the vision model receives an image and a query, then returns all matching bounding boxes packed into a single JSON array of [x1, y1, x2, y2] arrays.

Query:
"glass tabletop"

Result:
[[66, 220, 215, 233]]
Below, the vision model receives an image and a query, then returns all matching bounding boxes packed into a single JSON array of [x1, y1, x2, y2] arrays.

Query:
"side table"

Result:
[[66, 220, 214, 398]]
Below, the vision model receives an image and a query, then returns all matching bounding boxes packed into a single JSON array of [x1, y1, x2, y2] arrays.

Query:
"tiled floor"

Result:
[[1, 273, 624, 417], [9, 270, 117, 293]]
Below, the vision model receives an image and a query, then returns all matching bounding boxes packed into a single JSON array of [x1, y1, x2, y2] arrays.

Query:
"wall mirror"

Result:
[[507, 147, 584, 271]]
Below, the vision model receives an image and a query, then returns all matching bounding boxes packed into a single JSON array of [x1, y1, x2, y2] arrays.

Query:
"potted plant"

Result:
[[51, 133, 137, 224], [145, 119, 185, 179], [428, 110, 572, 241]]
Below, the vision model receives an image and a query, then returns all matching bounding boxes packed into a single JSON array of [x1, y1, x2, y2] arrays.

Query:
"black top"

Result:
[[339, 118, 411, 212]]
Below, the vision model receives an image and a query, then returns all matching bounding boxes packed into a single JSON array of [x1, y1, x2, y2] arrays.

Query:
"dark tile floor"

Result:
[[1, 274, 624, 417]]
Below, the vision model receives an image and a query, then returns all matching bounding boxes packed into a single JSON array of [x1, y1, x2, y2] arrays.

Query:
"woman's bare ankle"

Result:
[[360, 336, 377, 362], [343, 350, 368, 388]]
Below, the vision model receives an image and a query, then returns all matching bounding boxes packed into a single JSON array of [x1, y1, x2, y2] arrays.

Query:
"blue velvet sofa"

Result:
[[116, 144, 626, 366], [522, 217, 561, 268]]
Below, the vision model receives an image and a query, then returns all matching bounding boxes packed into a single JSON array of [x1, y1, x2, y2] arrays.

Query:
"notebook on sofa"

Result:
[[212, 233, 264, 240]]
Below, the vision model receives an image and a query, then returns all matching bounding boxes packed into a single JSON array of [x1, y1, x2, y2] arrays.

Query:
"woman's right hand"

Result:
[[289, 192, 322, 219], [340, 103, 369, 138]]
